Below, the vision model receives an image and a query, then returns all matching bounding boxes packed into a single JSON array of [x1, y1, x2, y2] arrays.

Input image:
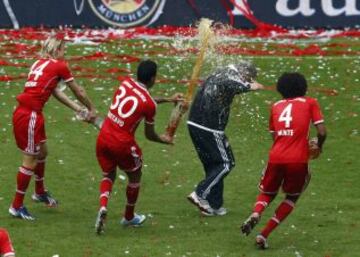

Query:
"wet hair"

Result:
[[137, 60, 157, 84], [276, 72, 308, 99], [41, 35, 64, 59], [235, 61, 257, 82]]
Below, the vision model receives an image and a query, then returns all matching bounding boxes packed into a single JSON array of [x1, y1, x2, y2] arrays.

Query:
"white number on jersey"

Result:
[[279, 103, 293, 128], [110, 86, 139, 118], [28, 60, 50, 81]]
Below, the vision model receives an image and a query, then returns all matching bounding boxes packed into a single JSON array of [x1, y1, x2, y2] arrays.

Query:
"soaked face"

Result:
[[244, 74, 255, 83]]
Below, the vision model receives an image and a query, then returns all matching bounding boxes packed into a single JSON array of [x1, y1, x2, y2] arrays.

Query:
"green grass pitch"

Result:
[[0, 36, 359, 257]]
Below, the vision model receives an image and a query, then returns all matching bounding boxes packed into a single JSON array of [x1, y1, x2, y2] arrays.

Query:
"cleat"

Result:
[[120, 213, 146, 227], [32, 191, 58, 207], [201, 207, 227, 217], [9, 206, 35, 221], [187, 191, 214, 214], [95, 207, 107, 235], [241, 213, 260, 236], [255, 235, 269, 249]]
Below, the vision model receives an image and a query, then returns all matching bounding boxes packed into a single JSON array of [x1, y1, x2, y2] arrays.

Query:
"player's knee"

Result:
[[225, 161, 235, 171], [126, 169, 142, 183], [229, 161, 235, 169], [286, 194, 300, 203], [104, 170, 116, 182], [22, 154, 38, 169], [38, 147, 48, 160]]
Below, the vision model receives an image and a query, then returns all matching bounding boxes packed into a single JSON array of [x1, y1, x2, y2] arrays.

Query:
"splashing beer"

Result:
[[164, 18, 215, 141]]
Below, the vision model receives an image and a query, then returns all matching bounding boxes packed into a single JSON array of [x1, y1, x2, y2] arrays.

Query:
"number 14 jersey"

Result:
[[16, 58, 74, 112], [101, 77, 157, 140], [268, 97, 324, 163]]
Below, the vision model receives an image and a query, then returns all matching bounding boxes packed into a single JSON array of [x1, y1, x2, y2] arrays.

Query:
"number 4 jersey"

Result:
[[16, 58, 74, 112], [268, 97, 324, 163], [100, 77, 157, 140]]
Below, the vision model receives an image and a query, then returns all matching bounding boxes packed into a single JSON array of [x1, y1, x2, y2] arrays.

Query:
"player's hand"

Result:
[[249, 81, 264, 91], [76, 108, 97, 123], [160, 134, 174, 145], [76, 108, 89, 121], [87, 108, 97, 123], [309, 138, 321, 160], [170, 93, 185, 104]]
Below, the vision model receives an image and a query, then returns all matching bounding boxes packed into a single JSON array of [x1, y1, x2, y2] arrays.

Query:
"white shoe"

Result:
[[95, 207, 107, 235], [187, 191, 213, 214], [9, 206, 35, 221], [202, 207, 227, 217], [256, 234, 269, 249], [120, 213, 146, 226]]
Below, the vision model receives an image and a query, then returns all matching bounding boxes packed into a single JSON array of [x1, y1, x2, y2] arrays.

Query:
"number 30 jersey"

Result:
[[101, 77, 157, 140], [268, 97, 324, 163], [16, 58, 74, 112]]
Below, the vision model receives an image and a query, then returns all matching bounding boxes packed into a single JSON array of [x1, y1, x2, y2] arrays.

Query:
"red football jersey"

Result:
[[16, 58, 73, 112], [268, 96, 324, 163], [0, 228, 15, 256], [101, 77, 157, 140]]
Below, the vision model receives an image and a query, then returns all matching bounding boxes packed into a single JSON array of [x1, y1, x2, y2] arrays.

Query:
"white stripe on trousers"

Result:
[[25, 111, 37, 153], [201, 133, 231, 199]]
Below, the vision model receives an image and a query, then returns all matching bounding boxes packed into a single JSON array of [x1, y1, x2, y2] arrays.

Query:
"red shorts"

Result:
[[13, 106, 46, 155], [259, 163, 310, 196], [0, 228, 15, 256], [96, 132, 142, 173]]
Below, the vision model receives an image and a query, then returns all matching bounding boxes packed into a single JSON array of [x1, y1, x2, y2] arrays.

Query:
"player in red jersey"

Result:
[[241, 72, 327, 249], [0, 228, 15, 257], [10, 35, 96, 220], [94, 60, 183, 234]]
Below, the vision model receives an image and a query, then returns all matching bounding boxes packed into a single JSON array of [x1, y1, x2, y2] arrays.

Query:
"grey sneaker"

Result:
[[202, 207, 227, 217], [187, 191, 214, 214], [120, 213, 146, 227]]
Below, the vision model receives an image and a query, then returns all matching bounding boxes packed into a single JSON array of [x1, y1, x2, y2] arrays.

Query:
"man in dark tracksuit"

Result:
[[187, 62, 263, 216]]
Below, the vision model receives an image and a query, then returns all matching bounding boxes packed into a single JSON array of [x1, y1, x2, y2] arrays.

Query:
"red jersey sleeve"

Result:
[[58, 61, 74, 82], [269, 106, 275, 132], [144, 101, 156, 124], [310, 98, 324, 125]]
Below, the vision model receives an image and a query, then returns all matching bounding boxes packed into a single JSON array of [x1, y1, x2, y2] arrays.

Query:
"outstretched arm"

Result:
[[154, 93, 184, 104], [249, 81, 264, 91], [144, 122, 173, 144], [66, 80, 96, 119], [52, 88, 82, 112]]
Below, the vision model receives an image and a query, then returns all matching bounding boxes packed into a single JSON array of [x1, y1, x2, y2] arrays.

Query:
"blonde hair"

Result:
[[41, 35, 64, 58]]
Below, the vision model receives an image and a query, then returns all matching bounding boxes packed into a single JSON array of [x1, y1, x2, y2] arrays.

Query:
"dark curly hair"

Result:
[[276, 72, 308, 99], [137, 60, 157, 84]]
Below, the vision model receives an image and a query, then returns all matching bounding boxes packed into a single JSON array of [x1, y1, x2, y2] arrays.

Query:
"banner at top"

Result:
[[0, 0, 359, 29]]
